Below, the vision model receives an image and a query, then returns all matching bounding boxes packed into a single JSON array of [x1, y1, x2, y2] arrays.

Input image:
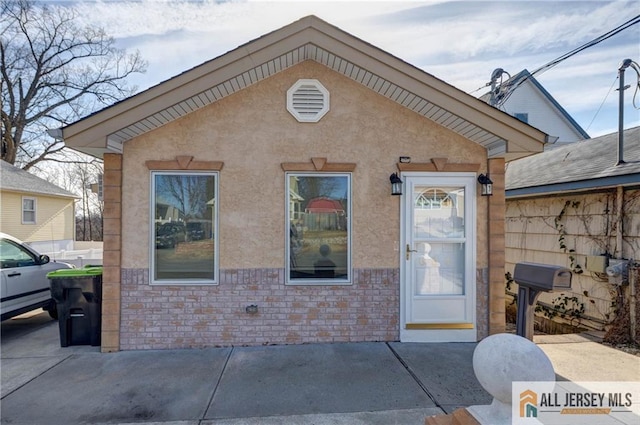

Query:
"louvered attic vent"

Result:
[[287, 79, 330, 122]]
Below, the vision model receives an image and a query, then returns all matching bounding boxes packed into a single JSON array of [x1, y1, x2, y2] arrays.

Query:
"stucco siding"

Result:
[[121, 61, 488, 271], [110, 60, 493, 348]]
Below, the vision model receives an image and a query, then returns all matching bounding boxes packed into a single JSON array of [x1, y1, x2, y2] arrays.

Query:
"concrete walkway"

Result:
[[1, 312, 638, 425], [535, 332, 640, 382]]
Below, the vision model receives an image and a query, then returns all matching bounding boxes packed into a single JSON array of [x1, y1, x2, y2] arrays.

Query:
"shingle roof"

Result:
[[506, 126, 640, 197], [0, 160, 78, 199]]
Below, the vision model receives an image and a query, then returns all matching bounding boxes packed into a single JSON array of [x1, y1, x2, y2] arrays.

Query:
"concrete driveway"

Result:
[[0, 311, 492, 424], [3, 311, 637, 425]]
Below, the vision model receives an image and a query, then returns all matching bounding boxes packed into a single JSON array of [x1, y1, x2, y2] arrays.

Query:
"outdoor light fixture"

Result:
[[478, 174, 493, 196], [390, 173, 403, 196]]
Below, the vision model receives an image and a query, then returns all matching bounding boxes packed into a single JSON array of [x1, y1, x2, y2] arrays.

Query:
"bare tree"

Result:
[[73, 161, 104, 241], [0, 0, 146, 169], [37, 159, 104, 241]]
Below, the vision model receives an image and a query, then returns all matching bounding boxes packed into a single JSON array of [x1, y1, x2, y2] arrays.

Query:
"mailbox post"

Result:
[[513, 262, 572, 340]]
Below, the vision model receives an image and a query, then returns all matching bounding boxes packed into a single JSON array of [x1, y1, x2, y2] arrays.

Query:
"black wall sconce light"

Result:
[[390, 173, 403, 196], [477, 174, 493, 196]]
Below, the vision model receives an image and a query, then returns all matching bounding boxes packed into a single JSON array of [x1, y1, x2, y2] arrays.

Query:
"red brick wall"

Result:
[[120, 268, 399, 349]]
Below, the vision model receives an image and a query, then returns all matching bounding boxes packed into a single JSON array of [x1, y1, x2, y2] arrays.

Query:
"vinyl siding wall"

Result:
[[500, 80, 586, 145], [506, 188, 640, 329], [0, 190, 75, 248]]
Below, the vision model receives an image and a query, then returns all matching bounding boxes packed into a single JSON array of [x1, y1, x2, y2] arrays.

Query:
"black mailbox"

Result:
[[513, 262, 572, 292], [513, 262, 572, 340]]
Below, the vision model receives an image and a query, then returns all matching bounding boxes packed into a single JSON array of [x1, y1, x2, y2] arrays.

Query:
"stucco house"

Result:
[[56, 16, 550, 352], [481, 69, 589, 147], [0, 160, 77, 252], [505, 126, 640, 331]]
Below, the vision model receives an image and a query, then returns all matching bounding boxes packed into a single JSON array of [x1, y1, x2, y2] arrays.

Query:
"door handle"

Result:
[[406, 244, 417, 260], [8, 272, 21, 277]]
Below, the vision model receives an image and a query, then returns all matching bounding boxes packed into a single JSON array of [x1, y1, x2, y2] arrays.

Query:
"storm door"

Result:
[[401, 173, 476, 342]]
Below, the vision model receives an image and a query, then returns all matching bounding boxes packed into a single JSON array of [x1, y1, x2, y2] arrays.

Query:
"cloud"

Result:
[[49, 0, 640, 136]]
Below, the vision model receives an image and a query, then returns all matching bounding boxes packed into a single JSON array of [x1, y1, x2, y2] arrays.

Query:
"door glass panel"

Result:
[[413, 185, 465, 295], [413, 187, 465, 239], [414, 242, 464, 295]]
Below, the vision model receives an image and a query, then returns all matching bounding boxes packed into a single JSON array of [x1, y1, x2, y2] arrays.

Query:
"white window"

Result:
[[514, 112, 529, 123], [22, 197, 36, 224], [150, 172, 218, 284], [286, 173, 351, 285]]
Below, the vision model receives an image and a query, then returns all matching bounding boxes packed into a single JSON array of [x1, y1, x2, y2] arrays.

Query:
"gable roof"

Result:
[[506, 126, 640, 198], [0, 160, 78, 199], [57, 15, 549, 161], [481, 69, 590, 140]]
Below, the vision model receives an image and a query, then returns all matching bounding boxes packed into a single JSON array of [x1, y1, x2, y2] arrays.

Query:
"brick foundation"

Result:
[[120, 268, 400, 350]]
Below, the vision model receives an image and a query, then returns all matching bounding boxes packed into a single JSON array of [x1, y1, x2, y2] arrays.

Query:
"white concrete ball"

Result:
[[472, 333, 555, 404]]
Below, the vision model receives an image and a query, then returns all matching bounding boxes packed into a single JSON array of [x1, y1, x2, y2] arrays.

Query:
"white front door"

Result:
[[400, 173, 477, 342]]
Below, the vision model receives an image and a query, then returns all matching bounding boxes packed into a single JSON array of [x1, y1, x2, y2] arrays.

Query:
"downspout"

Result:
[[631, 263, 637, 344], [614, 186, 635, 342], [616, 186, 623, 258]]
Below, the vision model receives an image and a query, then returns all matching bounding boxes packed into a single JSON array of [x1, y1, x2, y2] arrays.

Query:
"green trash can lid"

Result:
[[47, 266, 103, 278]]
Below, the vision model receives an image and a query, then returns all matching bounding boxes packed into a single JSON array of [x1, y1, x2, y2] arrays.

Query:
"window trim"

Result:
[[149, 170, 219, 285], [285, 172, 352, 286], [22, 197, 36, 224]]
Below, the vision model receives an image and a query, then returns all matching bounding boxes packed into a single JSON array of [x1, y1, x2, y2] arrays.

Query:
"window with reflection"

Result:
[[413, 186, 466, 295], [286, 173, 351, 284], [151, 172, 217, 284]]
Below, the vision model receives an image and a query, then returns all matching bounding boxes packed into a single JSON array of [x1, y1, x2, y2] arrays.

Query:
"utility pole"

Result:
[[617, 59, 633, 165]]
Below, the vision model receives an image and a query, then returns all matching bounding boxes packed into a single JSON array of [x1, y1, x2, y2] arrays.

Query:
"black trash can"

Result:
[[47, 266, 103, 347]]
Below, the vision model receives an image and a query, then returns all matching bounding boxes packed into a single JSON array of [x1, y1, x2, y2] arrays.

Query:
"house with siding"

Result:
[[505, 126, 640, 331], [55, 16, 551, 352], [482, 69, 589, 147], [0, 160, 77, 253]]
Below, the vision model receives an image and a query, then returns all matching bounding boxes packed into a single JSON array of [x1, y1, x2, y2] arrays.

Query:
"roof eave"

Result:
[[1, 187, 80, 200], [59, 15, 547, 159], [506, 173, 640, 198]]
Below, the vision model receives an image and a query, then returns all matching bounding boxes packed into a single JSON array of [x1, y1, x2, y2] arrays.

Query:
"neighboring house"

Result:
[[505, 126, 640, 330], [57, 16, 549, 352], [0, 160, 78, 253], [481, 69, 589, 147]]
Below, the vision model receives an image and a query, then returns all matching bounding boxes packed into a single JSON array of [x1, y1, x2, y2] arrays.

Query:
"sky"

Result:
[[52, 0, 640, 138]]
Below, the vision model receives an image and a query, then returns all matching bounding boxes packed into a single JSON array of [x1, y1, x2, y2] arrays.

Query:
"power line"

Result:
[[483, 14, 640, 105], [531, 14, 639, 78], [585, 75, 618, 133]]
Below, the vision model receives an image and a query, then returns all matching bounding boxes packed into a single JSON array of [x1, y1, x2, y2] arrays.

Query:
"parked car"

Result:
[[155, 222, 187, 248], [186, 222, 206, 241], [0, 233, 74, 321]]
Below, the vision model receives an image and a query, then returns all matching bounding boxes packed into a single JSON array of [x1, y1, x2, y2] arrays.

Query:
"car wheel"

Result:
[[46, 303, 58, 320]]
